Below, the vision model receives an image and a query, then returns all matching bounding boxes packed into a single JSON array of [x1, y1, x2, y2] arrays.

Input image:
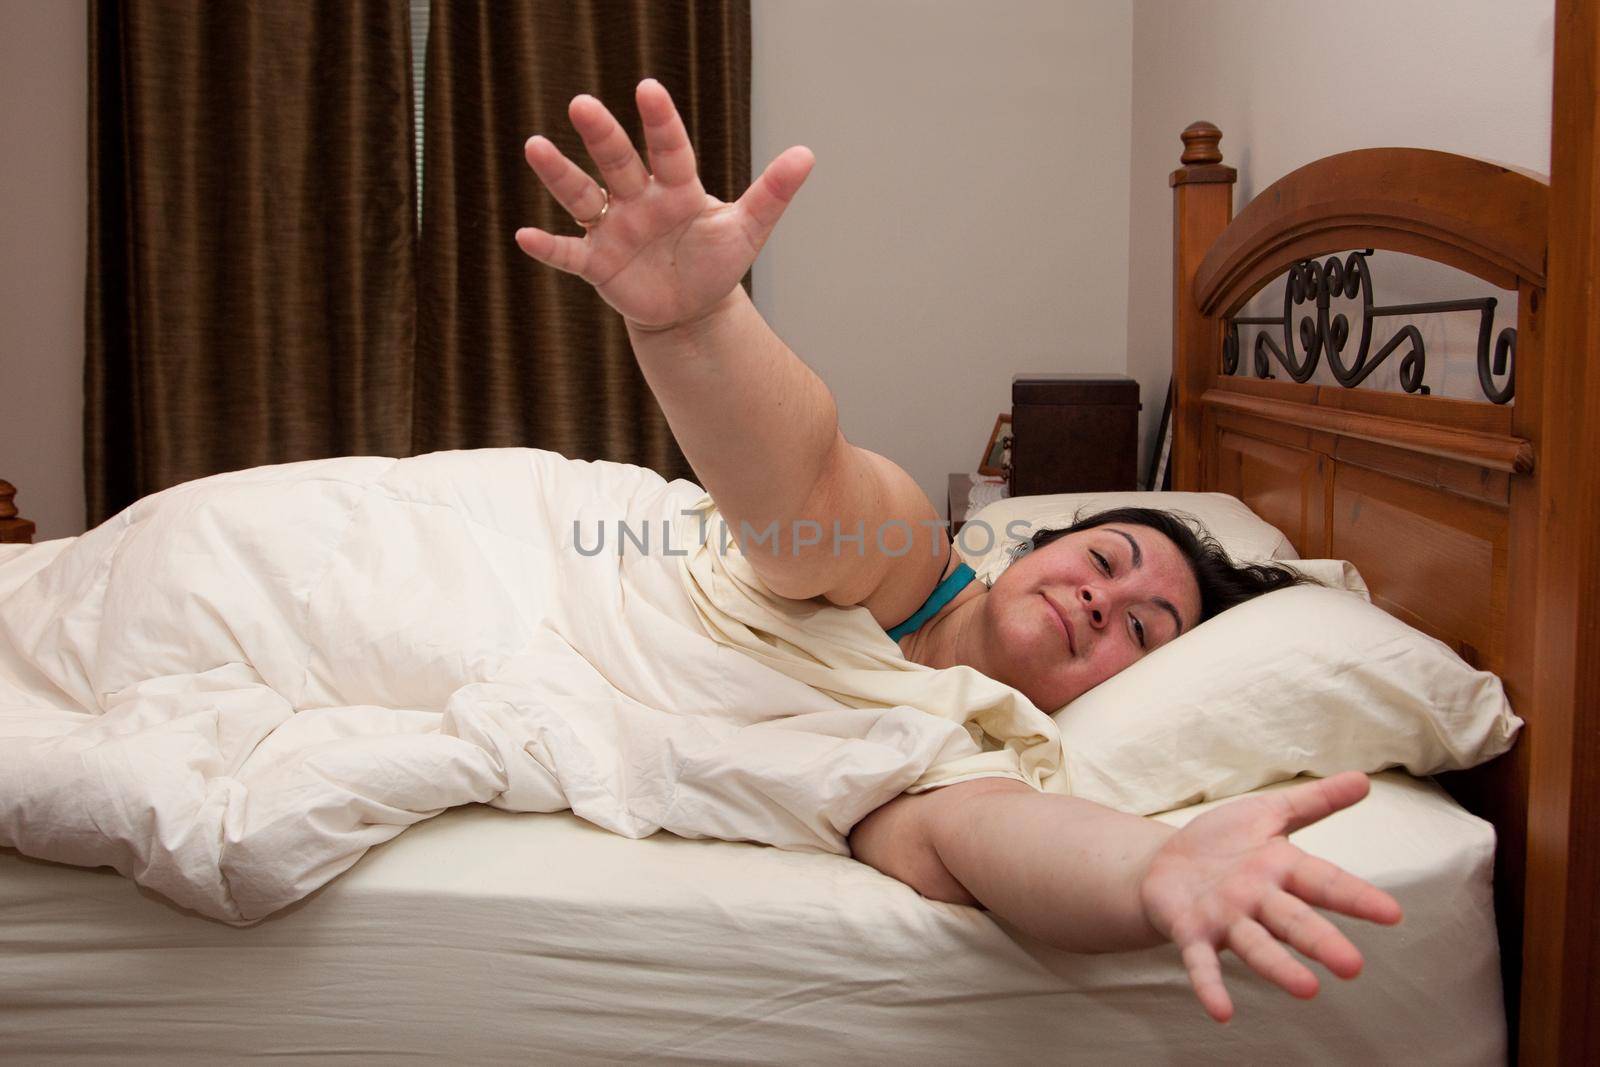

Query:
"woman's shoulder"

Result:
[[694, 445, 956, 632], [886, 550, 979, 643]]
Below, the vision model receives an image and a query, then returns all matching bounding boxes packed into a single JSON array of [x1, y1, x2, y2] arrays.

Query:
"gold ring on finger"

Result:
[[574, 187, 610, 230]]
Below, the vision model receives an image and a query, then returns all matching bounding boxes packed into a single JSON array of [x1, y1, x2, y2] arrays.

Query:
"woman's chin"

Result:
[[1029, 677, 1085, 714], [993, 653, 1082, 711]]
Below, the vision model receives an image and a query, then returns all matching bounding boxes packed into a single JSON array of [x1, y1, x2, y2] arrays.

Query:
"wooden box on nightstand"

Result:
[[1009, 374, 1141, 495]]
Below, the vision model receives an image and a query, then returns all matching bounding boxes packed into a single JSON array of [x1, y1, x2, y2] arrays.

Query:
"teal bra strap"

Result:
[[886, 562, 977, 641]]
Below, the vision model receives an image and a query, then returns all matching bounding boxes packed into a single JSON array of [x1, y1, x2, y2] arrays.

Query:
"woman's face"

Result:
[[976, 523, 1203, 710]]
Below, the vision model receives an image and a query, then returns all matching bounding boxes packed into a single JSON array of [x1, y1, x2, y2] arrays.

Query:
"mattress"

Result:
[[0, 770, 1504, 1065]]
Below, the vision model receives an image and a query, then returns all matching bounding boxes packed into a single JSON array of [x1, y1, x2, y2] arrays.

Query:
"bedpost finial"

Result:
[[0, 480, 15, 521], [1180, 122, 1224, 166]]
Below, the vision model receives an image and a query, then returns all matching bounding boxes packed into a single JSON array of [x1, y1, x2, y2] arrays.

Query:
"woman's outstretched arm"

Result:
[[515, 80, 947, 625], [849, 772, 1403, 1023]]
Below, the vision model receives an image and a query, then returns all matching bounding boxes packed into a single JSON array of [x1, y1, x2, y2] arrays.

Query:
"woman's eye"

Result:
[[1133, 616, 1146, 649], [1091, 550, 1111, 576]]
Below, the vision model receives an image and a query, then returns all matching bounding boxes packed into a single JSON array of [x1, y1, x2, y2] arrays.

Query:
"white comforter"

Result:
[[0, 449, 1062, 924]]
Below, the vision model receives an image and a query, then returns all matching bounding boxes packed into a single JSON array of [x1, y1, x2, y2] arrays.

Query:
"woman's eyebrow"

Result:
[[1108, 528, 1142, 568], [1108, 528, 1185, 635], [1152, 596, 1184, 636]]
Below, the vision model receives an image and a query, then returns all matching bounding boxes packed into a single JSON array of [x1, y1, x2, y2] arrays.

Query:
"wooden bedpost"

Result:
[[1169, 123, 1236, 492], [1519, 0, 1600, 1060], [0, 480, 35, 544]]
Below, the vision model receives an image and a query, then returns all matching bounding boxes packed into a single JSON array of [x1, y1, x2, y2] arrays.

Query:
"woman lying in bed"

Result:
[[513, 79, 1402, 1024]]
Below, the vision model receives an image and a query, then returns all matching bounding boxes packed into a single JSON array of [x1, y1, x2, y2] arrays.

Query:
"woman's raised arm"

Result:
[[515, 79, 947, 625]]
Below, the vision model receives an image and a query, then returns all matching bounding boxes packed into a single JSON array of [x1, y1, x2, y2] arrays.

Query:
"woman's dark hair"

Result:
[[1017, 506, 1313, 626]]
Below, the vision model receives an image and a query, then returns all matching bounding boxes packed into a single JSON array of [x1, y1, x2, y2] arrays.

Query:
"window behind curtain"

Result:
[[409, 0, 429, 224]]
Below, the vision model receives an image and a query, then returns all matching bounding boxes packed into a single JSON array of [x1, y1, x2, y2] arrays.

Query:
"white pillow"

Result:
[[956, 491, 1298, 588], [1277, 558, 1370, 598], [1052, 583, 1523, 815]]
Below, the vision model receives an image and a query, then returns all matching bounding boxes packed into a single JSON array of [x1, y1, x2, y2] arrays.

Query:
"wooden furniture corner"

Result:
[[0, 480, 36, 544]]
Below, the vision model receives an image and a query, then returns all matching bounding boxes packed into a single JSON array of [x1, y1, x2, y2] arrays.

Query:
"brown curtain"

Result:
[[86, 0, 417, 526], [413, 0, 750, 480], [86, 0, 750, 526]]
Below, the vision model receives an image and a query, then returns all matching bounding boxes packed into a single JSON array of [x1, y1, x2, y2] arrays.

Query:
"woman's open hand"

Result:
[[515, 79, 815, 331], [1138, 771, 1404, 1023]]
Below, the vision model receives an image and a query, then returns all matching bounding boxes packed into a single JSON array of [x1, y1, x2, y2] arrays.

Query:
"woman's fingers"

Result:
[[735, 146, 816, 248], [1259, 890, 1365, 979], [566, 93, 650, 200], [1228, 917, 1321, 999], [635, 78, 700, 187], [1286, 854, 1405, 925], [1274, 771, 1370, 835], [523, 135, 608, 230], [1181, 940, 1235, 1023], [513, 225, 590, 277]]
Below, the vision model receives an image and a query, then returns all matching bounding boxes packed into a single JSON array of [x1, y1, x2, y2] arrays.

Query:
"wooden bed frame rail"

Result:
[[1168, 3, 1598, 1058]]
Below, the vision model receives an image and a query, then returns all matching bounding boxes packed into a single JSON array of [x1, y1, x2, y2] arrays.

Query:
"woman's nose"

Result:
[[1080, 586, 1106, 627]]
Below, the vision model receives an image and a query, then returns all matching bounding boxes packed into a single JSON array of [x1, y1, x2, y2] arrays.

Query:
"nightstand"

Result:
[[947, 473, 1009, 537]]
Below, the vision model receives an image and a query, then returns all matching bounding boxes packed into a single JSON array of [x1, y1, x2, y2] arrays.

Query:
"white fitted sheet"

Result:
[[0, 771, 1503, 1065]]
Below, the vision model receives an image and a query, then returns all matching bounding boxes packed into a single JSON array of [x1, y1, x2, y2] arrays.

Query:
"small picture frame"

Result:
[[979, 414, 1012, 477]]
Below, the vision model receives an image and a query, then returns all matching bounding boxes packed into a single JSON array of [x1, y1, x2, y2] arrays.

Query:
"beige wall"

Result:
[[1126, 0, 1555, 472], [751, 0, 1134, 510], [0, 0, 86, 541]]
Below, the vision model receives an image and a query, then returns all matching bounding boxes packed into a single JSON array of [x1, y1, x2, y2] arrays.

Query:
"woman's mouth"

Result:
[[1042, 593, 1076, 655]]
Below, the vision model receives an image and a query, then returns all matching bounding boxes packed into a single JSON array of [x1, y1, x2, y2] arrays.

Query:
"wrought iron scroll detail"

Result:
[[1223, 250, 1516, 404]]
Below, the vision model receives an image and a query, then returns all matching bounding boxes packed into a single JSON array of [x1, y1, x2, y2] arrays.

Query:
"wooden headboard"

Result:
[[1167, 9, 1599, 1058]]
